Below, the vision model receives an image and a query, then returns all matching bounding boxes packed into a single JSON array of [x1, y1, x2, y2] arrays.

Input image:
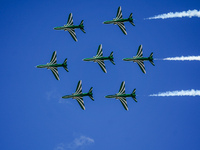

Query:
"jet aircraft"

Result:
[[83, 44, 115, 73], [62, 80, 94, 110], [123, 45, 155, 74], [53, 13, 86, 41], [103, 6, 135, 35], [36, 51, 68, 80], [105, 81, 137, 110]]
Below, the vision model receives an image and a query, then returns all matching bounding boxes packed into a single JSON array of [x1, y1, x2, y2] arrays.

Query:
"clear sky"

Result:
[[0, 0, 200, 150]]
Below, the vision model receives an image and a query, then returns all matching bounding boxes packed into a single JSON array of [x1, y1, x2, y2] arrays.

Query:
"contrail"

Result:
[[163, 56, 200, 61], [150, 89, 200, 97], [145, 9, 200, 19]]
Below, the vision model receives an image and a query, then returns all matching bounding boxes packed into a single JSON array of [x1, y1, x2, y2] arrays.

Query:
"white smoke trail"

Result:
[[150, 89, 200, 97], [146, 9, 200, 19], [163, 56, 200, 61]]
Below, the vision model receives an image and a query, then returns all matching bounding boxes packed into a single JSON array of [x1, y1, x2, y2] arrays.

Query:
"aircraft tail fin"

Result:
[[149, 52, 155, 66], [88, 87, 94, 101], [63, 58, 69, 72], [109, 51, 115, 65], [79, 20, 86, 33], [129, 13, 135, 26], [131, 89, 137, 102]]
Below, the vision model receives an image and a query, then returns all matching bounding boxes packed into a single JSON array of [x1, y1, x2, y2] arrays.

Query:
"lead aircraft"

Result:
[[83, 44, 115, 73], [123, 45, 155, 74], [36, 51, 68, 80], [62, 80, 94, 110], [103, 6, 135, 35], [105, 81, 137, 111], [54, 13, 86, 41]]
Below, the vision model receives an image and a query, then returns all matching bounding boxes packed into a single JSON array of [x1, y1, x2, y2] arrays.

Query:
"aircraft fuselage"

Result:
[[123, 57, 153, 62], [62, 93, 92, 99], [105, 93, 136, 99], [36, 63, 65, 69], [103, 18, 132, 24], [53, 25, 82, 30], [83, 56, 111, 62]]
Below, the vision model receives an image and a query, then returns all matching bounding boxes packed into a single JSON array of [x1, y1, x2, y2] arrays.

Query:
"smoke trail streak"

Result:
[[146, 9, 200, 19], [163, 56, 200, 61], [150, 89, 200, 97]]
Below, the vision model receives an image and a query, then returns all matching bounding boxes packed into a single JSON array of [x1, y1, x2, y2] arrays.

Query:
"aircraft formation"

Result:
[[37, 6, 155, 110]]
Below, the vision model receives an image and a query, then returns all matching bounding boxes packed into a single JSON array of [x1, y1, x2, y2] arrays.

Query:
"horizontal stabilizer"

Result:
[[132, 89, 136, 95], [88, 87, 93, 94], [129, 13, 135, 26], [109, 51, 115, 65], [131, 89, 137, 102], [63, 58, 68, 65], [63, 66, 69, 72], [80, 20, 86, 33], [63, 58, 69, 72], [149, 52, 155, 66], [149, 60, 155, 66], [129, 13, 133, 19], [80, 28, 86, 33], [88, 87, 94, 101], [132, 97, 137, 102], [149, 52, 153, 58]]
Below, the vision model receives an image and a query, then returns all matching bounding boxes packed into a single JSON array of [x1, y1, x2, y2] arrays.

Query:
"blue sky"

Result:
[[0, 0, 200, 149]]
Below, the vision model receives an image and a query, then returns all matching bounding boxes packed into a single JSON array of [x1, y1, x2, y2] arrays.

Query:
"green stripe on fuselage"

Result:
[[103, 18, 130, 24], [53, 25, 81, 30], [123, 57, 153, 61], [62, 93, 92, 99], [83, 57, 111, 62], [36, 63, 65, 68], [105, 94, 136, 98]]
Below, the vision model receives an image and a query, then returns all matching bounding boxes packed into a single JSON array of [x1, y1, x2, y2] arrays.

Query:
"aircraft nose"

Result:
[[36, 65, 42, 68], [83, 58, 89, 61]]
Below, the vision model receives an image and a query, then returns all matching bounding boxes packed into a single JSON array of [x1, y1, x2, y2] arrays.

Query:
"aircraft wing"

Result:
[[67, 29, 77, 41], [96, 44, 103, 57], [116, 22, 127, 35], [116, 6, 123, 20], [97, 60, 107, 73], [75, 97, 85, 110], [118, 81, 125, 94], [66, 13, 73, 26], [118, 97, 128, 110], [75, 80, 82, 94], [50, 67, 60, 80], [50, 51, 57, 64], [136, 45, 143, 57], [134, 60, 146, 74]]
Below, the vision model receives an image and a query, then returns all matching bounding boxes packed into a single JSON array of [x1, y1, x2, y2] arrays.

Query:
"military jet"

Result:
[[123, 45, 155, 74], [105, 81, 137, 111], [53, 13, 86, 41], [36, 51, 68, 80], [103, 6, 135, 35], [83, 44, 115, 73], [62, 80, 94, 110]]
